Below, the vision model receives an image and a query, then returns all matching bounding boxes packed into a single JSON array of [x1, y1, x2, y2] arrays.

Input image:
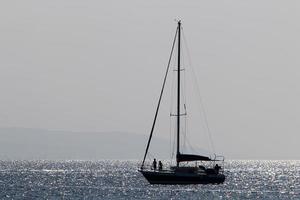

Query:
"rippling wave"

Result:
[[0, 160, 299, 199]]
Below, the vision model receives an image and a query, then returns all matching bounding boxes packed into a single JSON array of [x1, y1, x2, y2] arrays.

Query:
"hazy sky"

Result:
[[1, 0, 300, 159]]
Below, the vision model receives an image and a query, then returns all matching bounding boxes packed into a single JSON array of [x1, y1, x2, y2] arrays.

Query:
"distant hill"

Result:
[[0, 127, 174, 160]]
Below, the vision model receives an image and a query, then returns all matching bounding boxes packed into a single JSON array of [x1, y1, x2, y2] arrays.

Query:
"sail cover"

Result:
[[176, 153, 211, 162]]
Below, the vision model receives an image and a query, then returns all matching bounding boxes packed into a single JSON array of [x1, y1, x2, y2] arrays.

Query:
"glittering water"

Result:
[[0, 160, 299, 199]]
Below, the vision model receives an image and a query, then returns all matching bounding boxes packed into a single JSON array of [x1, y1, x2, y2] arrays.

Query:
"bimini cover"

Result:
[[176, 153, 211, 162]]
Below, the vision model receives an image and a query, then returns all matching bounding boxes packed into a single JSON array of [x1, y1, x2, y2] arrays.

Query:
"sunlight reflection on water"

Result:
[[0, 160, 299, 199]]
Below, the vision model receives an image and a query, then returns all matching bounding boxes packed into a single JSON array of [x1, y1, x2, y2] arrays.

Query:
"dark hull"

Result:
[[140, 170, 225, 185]]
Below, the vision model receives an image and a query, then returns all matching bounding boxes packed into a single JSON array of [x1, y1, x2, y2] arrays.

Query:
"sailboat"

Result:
[[139, 20, 226, 184]]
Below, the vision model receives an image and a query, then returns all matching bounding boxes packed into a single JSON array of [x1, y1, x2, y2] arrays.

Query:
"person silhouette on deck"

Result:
[[158, 161, 163, 170], [152, 158, 157, 170], [214, 164, 221, 174]]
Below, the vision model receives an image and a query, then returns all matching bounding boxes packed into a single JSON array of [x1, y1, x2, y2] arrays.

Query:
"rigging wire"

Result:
[[182, 29, 216, 154], [169, 60, 176, 161], [182, 34, 188, 153], [141, 27, 178, 169], [170, 56, 178, 164], [181, 26, 196, 154]]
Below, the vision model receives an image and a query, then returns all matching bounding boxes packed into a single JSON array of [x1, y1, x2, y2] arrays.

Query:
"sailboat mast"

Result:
[[176, 20, 181, 167]]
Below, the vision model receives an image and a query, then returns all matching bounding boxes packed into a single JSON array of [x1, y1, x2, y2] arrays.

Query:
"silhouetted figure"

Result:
[[152, 158, 157, 170], [158, 161, 163, 170], [214, 164, 221, 174]]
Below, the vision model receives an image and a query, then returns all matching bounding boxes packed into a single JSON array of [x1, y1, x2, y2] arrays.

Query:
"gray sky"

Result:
[[1, 0, 300, 159]]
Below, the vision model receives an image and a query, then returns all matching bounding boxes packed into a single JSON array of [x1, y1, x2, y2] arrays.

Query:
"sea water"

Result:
[[0, 160, 299, 199]]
